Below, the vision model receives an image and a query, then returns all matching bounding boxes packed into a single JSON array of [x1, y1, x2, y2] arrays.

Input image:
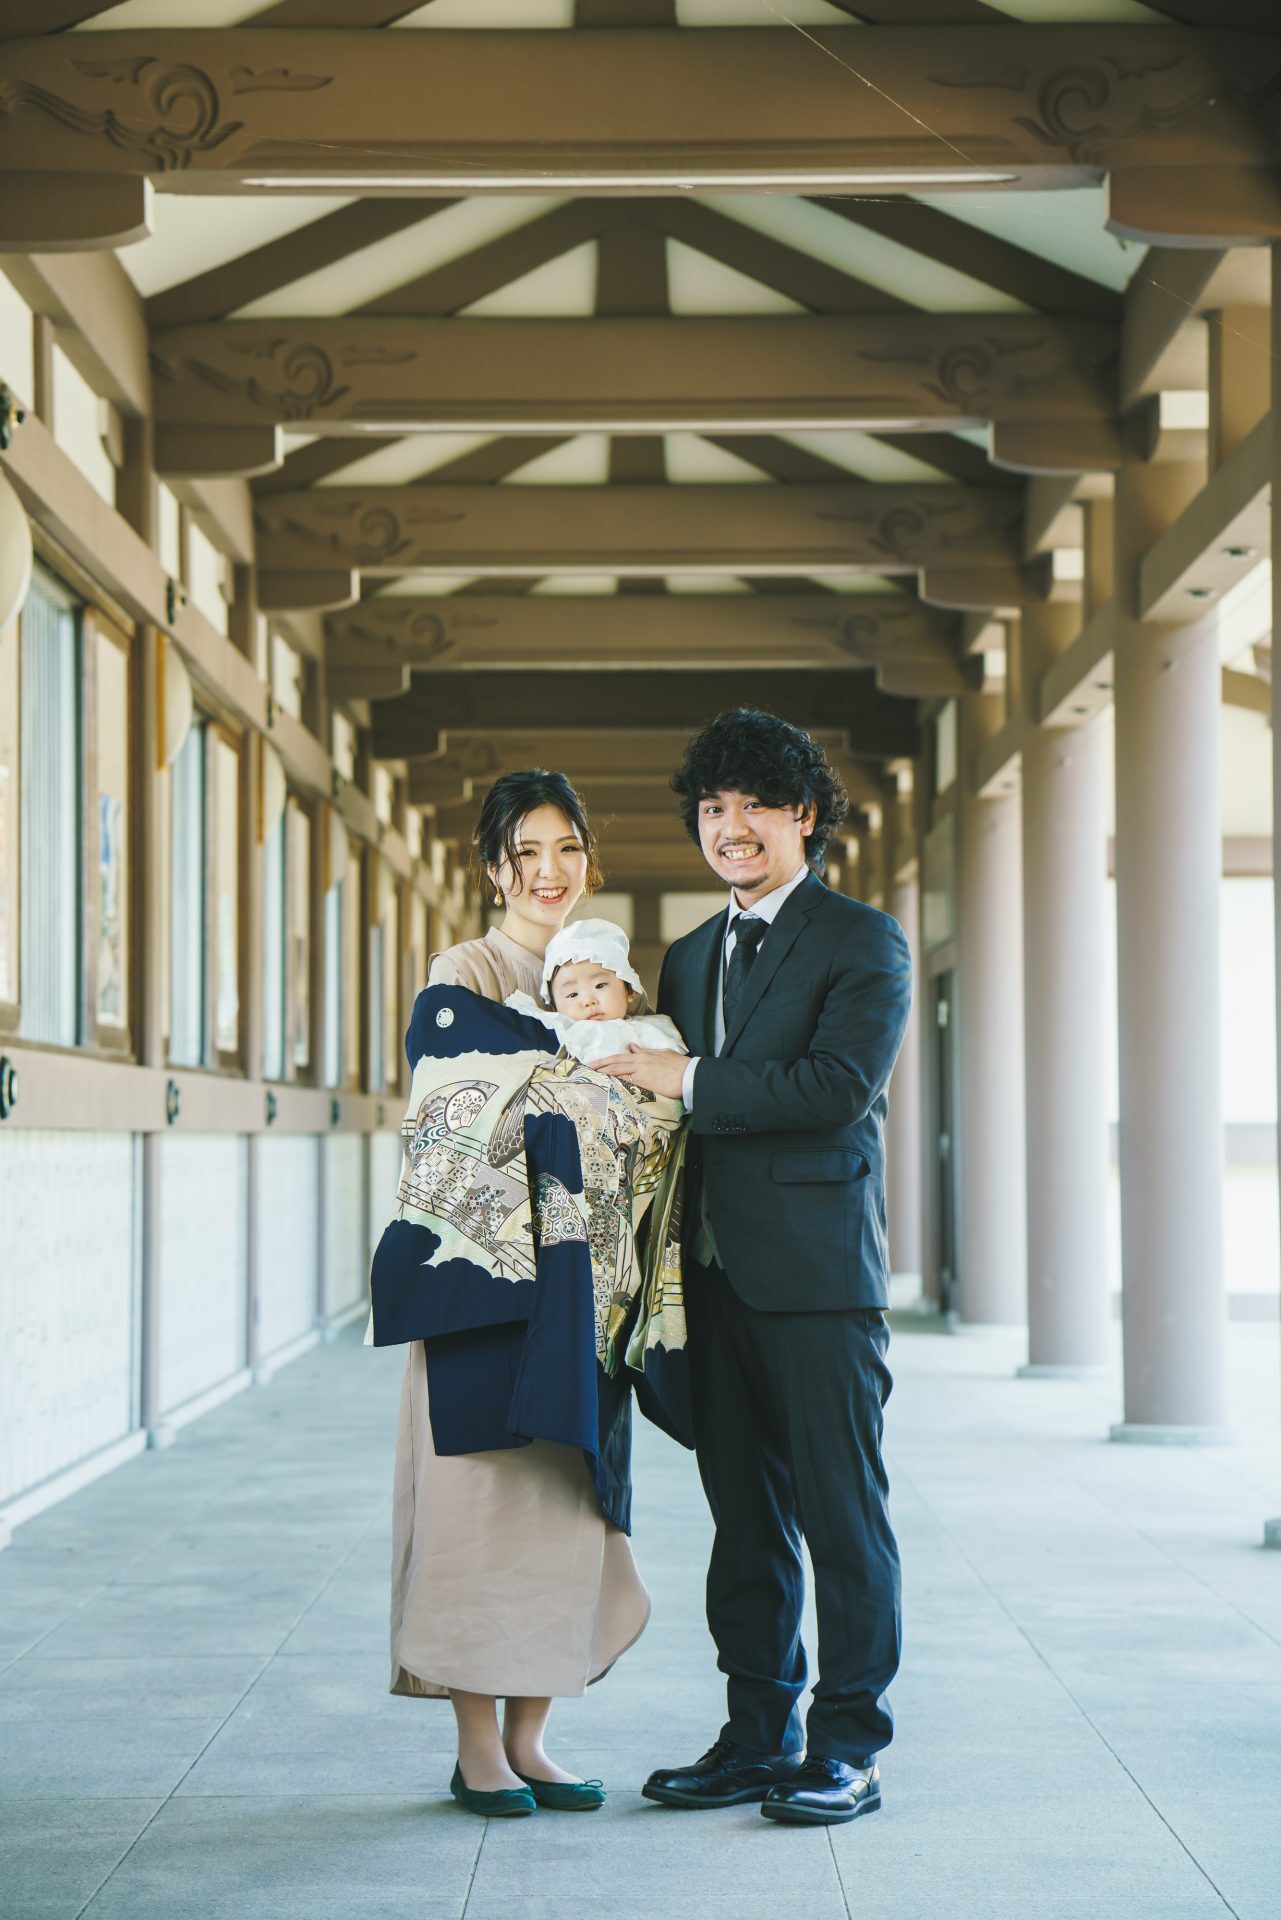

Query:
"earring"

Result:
[[493, 889, 503, 907]]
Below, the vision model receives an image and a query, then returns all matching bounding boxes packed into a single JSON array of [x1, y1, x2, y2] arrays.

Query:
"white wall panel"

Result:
[[157, 1133, 247, 1416], [367, 1132, 404, 1265], [256, 1135, 319, 1358], [0, 1130, 136, 1503], [321, 1134, 366, 1317]]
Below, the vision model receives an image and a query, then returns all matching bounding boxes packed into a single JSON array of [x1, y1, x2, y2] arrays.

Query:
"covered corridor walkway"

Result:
[[2, 1320, 1278, 1920]]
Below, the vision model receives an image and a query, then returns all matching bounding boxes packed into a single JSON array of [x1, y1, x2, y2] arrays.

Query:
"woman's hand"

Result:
[[595, 1045, 690, 1102]]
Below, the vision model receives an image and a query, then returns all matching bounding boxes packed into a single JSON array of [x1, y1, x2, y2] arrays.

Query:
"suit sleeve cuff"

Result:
[[681, 1057, 699, 1111]]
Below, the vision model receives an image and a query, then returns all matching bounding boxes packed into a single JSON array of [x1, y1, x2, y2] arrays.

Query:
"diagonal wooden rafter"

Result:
[[655, 201, 909, 315], [0, 3, 118, 35], [827, 1, 1007, 20], [146, 202, 441, 330], [253, 436, 399, 497], [809, 198, 1123, 324], [359, 201, 625, 318], [1135, 2, 1278, 24], [243, 1, 428, 23]]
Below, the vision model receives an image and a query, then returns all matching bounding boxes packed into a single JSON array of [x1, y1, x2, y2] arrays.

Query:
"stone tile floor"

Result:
[[2, 1317, 1279, 1920]]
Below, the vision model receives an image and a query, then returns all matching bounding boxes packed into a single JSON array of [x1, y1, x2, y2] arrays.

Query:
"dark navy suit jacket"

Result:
[[658, 870, 912, 1312]]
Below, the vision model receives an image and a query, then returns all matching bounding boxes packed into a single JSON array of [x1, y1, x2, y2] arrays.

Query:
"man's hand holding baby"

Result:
[[596, 1045, 691, 1102]]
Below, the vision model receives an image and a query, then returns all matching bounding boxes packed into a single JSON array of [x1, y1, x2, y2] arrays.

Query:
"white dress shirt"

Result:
[[679, 862, 811, 1110]]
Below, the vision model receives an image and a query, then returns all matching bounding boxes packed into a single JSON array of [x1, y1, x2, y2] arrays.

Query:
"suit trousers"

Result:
[[685, 1256, 901, 1767]]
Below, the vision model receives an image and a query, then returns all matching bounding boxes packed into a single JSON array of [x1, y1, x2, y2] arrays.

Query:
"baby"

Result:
[[506, 918, 686, 1067]]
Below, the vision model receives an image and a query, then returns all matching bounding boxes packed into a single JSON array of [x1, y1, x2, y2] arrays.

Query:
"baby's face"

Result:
[[550, 961, 632, 1023]]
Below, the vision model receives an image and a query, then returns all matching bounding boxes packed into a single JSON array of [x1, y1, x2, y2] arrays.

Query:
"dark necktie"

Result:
[[723, 914, 767, 1032]]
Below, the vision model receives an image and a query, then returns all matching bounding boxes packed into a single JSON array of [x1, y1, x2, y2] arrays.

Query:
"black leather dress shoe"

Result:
[[760, 1756, 881, 1825], [642, 1739, 804, 1809]]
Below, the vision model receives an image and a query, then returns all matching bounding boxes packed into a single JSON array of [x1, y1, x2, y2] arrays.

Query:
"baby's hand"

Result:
[[595, 1045, 690, 1102]]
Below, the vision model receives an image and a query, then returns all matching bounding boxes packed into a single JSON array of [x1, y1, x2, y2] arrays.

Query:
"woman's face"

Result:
[[489, 805, 589, 942]]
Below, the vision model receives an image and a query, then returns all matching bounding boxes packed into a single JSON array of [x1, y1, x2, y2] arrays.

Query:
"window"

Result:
[[90, 614, 130, 1041], [332, 710, 356, 781], [157, 485, 182, 583], [934, 701, 957, 796], [19, 572, 80, 1046], [0, 269, 34, 413], [380, 863, 399, 1092], [188, 522, 230, 639], [322, 860, 342, 1089], [343, 846, 361, 1087], [169, 717, 206, 1067], [287, 798, 311, 1073], [272, 632, 304, 721], [51, 345, 115, 508], [262, 806, 286, 1082], [212, 734, 240, 1059]]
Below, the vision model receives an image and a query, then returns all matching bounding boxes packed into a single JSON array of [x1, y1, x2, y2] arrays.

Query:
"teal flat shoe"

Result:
[[517, 1773, 606, 1812], [450, 1763, 536, 1818]]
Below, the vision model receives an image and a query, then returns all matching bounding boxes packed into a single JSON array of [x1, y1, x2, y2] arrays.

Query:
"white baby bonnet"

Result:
[[541, 917, 642, 998]]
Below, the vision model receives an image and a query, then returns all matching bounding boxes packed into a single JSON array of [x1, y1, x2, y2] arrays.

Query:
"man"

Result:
[[596, 708, 911, 1826]]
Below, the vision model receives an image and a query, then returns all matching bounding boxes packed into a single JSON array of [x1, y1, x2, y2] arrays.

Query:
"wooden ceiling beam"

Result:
[[1, 29, 1272, 190], [1108, 165, 1281, 248], [254, 481, 1024, 576], [399, 725, 917, 801], [0, 172, 151, 251], [155, 425, 283, 480], [325, 591, 959, 672], [147, 202, 438, 330], [809, 197, 1122, 323], [376, 671, 923, 748], [151, 314, 1116, 434]]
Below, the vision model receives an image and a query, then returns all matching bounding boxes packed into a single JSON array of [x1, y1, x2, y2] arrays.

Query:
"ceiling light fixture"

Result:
[[338, 417, 950, 435], [240, 170, 1015, 192]]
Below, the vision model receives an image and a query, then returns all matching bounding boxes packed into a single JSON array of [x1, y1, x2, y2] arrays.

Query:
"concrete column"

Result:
[[887, 870, 923, 1284], [1111, 451, 1230, 1441], [1019, 603, 1111, 1374], [955, 692, 1026, 1325]]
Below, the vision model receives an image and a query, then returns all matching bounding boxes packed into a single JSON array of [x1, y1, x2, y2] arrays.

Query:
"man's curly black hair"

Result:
[[670, 708, 849, 872]]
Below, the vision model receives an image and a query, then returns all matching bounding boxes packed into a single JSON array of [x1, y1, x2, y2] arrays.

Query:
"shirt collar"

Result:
[[725, 863, 810, 938]]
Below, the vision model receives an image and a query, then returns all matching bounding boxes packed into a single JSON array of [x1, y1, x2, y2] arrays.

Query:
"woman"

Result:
[[388, 768, 651, 1817]]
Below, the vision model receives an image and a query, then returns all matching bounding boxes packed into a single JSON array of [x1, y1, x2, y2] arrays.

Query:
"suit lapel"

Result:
[[682, 910, 727, 1059], [721, 871, 822, 1056]]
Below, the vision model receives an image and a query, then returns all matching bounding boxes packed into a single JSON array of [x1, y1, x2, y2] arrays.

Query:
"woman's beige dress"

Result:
[[389, 924, 651, 1699]]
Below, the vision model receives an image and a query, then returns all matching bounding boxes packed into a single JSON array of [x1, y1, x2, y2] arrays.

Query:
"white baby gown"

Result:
[[504, 994, 686, 1066]]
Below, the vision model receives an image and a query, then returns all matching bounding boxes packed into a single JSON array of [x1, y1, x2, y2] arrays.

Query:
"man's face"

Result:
[[550, 961, 632, 1023], [695, 789, 815, 902]]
